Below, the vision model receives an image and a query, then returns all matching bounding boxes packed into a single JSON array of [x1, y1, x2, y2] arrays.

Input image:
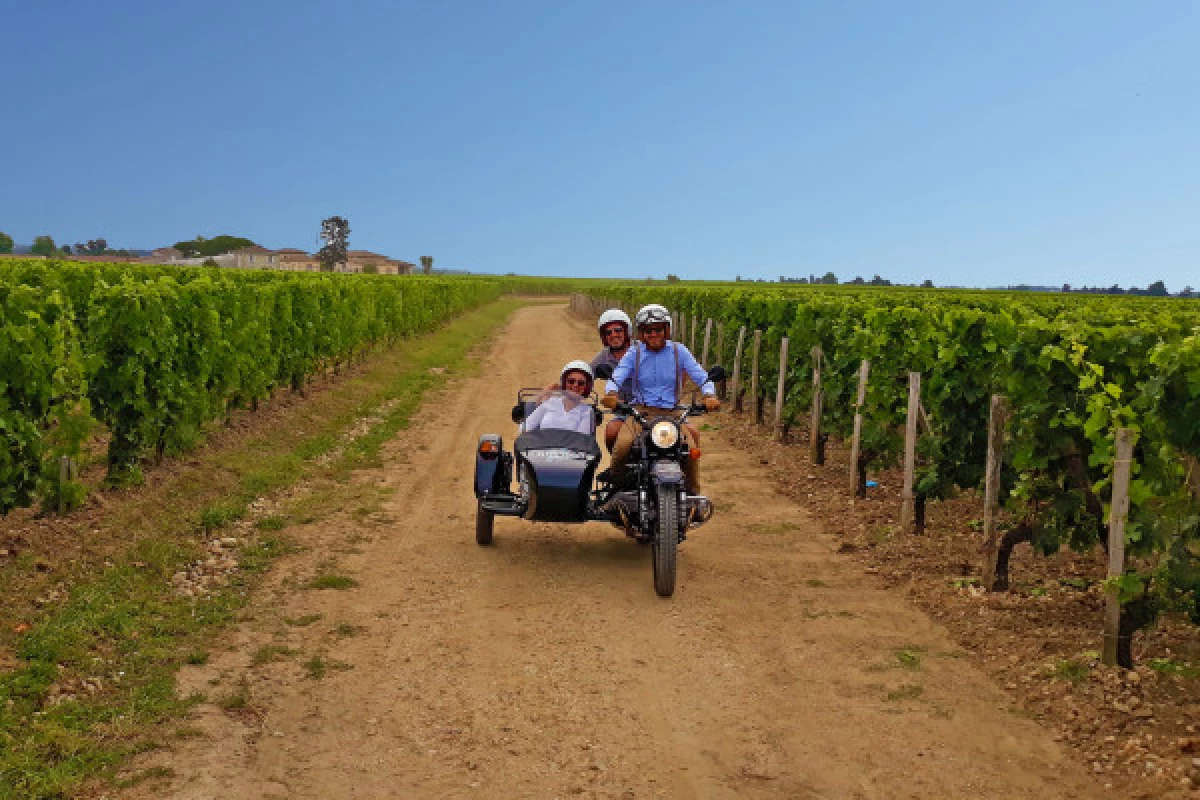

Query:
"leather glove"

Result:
[[601, 394, 618, 410], [703, 396, 721, 412]]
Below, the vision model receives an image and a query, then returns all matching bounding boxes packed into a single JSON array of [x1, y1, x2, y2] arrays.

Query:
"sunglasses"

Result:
[[602, 325, 625, 336], [564, 377, 589, 387]]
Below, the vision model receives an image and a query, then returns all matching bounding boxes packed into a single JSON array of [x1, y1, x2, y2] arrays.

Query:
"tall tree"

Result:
[[0, 231, 12, 254], [318, 216, 350, 272], [420, 255, 433, 275], [31, 235, 56, 256]]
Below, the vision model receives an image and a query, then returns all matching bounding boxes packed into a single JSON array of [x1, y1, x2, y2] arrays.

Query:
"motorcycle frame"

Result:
[[475, 394, 713, 539]]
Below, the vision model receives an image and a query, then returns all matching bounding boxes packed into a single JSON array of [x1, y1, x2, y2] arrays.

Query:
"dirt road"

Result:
[[125, 303, 1104, 799]]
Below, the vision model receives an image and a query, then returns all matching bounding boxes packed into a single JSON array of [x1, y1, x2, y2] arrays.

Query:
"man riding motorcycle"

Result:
[[601, 304, 720, 492], [590, 309, 634, 451]]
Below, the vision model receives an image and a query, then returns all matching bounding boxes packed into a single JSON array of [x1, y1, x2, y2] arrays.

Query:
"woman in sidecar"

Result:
[[473, 361, 604, 544], [520, 361, 596, 435]]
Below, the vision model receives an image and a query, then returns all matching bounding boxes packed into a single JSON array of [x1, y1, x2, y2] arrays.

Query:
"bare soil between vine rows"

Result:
[[102, 303, 1138, 799], [720, 413, 1200, 798]]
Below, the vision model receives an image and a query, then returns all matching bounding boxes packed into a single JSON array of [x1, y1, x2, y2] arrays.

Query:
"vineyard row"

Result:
[[0, 259, 571, 515], [575, 288, 1200, 667]]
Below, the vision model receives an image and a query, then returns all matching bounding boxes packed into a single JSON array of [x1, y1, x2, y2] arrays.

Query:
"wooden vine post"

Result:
[[849, 359, 870, 497], [980, 395, 1010, 591], [701, 318, 713, 368], [731, 326, 747, 412], [1102, 427, 1135, 667], [715, 323, 727, 399], [809, 346, 824, 465], [773, 337, 789, 440], [900, 372, 922, 530], [750, 330, 764, 424], [689, 316, 698, 353]]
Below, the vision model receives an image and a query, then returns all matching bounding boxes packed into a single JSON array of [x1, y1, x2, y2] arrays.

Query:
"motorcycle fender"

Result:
[[650, 461, 685, 486], [474, 435, 506, 497]]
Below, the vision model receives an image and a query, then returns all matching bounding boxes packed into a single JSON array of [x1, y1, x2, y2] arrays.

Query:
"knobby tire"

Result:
[[476, 504, 494, 545], [653, 484, 679, 597]]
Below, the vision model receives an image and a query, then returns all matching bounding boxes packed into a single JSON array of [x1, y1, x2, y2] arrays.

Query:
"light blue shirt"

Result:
[[605, 341, 715, 408]]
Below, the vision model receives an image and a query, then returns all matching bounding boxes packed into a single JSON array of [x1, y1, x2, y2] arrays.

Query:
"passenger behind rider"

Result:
[[600, 304, 719, 491], [520, 361, 596, 435], [590, 309, 634, 452]]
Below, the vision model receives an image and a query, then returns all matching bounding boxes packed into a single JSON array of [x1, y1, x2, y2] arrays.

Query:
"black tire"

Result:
[[652, 485, 679, 597], [476, 504, 494, 546]]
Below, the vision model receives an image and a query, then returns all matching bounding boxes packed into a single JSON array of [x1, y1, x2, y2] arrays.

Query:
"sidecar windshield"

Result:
[[515, 389, 598, 436], [514, 428, 602, 459]]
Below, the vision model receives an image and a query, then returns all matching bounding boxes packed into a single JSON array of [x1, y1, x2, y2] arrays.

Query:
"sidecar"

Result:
[[473, 389, 604, 544]]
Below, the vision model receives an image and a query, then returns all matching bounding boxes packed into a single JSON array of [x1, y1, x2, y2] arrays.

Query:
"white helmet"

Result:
[[597, 309, 631, 345], [635, 303, 671, 332], [560, 360, 594, 391]]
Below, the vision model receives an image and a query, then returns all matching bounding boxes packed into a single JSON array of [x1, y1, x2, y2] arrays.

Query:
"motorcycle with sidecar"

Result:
[[473, 366, 725, 597]]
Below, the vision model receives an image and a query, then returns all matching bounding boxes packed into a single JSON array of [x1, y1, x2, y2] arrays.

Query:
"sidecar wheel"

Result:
[[475, 504, 494, 546], [652, 485, 679, 597]]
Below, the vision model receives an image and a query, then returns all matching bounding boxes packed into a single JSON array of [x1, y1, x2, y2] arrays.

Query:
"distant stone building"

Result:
[[230, 246, 279, 269], [338, 250, 413, 274], [131, 244, 414, 274], [147, 247, 183, 262], [276, 248, 320, 272]]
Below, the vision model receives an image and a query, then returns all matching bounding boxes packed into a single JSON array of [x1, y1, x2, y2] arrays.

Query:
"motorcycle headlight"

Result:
[[650, 420, 679, 449]]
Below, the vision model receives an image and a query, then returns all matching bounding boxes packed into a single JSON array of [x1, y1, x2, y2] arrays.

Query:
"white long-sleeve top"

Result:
[[520, 395, 594, 435]]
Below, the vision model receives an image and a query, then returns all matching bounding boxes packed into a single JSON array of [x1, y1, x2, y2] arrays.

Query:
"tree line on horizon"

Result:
[[728, 270, 1192, 297], [6, 230, 1178, 292], [1, 220, 435, 275], [0, 233, 139, 258]]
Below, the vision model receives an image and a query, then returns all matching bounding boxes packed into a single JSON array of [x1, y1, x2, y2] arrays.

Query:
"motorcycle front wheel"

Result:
[[652, 484, 679, 597]]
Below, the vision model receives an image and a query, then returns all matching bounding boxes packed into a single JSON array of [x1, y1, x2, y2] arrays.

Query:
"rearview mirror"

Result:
[[593, 363, 614, 381], [707, 365, 727, 383]]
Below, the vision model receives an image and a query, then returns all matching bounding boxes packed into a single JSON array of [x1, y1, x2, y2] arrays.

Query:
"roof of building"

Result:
[[232, 245, 276, 255]]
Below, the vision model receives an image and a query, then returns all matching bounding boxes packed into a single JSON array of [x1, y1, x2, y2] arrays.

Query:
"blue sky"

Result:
[[2, 1, 1198, 289]]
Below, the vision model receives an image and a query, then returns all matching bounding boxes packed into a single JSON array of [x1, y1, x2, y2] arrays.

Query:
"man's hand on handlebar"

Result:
[[703, 396, 721, 412], [601, 394, 618, 410]]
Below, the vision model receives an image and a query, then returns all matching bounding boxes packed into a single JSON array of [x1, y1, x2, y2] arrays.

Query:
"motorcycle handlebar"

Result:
[[611, 403, 706, 423]]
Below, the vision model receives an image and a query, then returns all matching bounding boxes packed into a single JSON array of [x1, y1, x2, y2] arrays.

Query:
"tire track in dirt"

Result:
[[121, 303, 1105, 799]]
